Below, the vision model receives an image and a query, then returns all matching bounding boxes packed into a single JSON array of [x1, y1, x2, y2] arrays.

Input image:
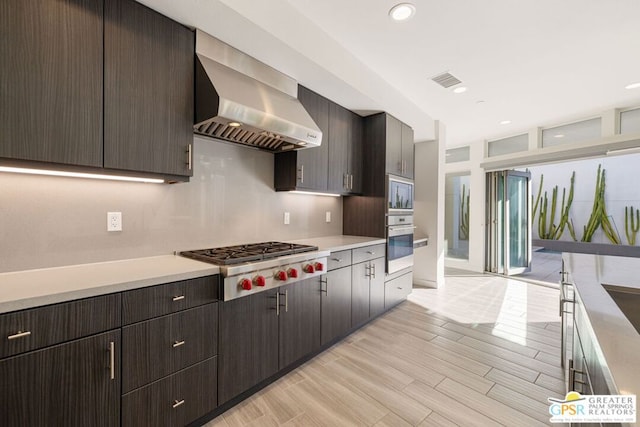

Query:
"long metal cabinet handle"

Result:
[[172, 295, 185, 302], [299, 165, 304, 183], [276, 292, 280, 316], [109, 341, 115, 380], [284, 290, 289, 312], [371, 263, 376, 279], [365, 264, 370, 278], [343, 173, 348, 189], [172, 340, 185, 348], [331, 258, 342, 262], [320, 277, 328, 296], [187, 144, 192, 171], [8, 330, 31, 340], [172, 399, 185, 409], [349, 174, 353, 190]]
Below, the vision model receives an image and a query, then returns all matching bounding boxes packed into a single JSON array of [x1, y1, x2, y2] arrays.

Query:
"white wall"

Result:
[[414, 122, 446, 287], [530, 153, 640, 244], [0, 136, 343, 273]]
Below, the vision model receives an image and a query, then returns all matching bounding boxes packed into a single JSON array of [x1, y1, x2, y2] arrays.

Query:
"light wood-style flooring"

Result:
[[206, 273, 565, 426]]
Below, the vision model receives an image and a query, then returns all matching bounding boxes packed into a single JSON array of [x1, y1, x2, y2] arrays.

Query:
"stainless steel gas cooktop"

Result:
[[180, 242, 329, 301]]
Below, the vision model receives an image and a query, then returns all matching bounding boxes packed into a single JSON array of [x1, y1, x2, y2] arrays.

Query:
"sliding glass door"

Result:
[[486, 170, 531, 275]]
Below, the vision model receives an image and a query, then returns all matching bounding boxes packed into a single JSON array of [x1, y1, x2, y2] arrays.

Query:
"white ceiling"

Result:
[[139, 0, 640, 147]]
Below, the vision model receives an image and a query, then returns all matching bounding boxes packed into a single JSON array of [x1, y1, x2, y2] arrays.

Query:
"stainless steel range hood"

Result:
[[194, 29, 322, 151]]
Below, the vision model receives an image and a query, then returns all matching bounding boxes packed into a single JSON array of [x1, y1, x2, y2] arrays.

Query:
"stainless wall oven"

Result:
[[386, 175, 415, 273], [387, 215, 414, 273]]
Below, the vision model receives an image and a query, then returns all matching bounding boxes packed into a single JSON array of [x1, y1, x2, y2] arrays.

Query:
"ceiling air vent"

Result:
[[431, 72, 462, 88]]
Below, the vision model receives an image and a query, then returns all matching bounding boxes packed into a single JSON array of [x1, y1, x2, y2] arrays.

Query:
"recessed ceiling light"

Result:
[[476, 100, 485, 105], [389, 3, 416, 21], [453, 86, 467, 94], [554, 134, 565, 138], [500, 120, 511, 125], [625, 82, 640, 90]]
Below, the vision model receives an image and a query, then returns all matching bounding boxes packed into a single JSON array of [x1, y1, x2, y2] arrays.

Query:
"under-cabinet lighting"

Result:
[[625, 82, 640, 90], [289, 191, 341, 197], [605, 147, 640, 156], [228, 121, 242, 127], [554, 134, 565, 138], [389, 3, 416, 21], [0, 166, 165, 183]]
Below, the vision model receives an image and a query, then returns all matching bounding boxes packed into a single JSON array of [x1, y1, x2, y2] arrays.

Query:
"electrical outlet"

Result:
[[325, 211, 331, 223], [107, 212, 122, 232], [283, 212, 290, 225]]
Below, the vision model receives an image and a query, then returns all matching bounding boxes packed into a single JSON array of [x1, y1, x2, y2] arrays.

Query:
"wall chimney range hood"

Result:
[[194, 30, 322, 151]]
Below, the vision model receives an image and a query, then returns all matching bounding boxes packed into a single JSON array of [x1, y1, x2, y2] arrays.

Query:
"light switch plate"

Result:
[[325, 211, 331, 223], [283, 212, 290, 225], [107, 212, 122, 232]]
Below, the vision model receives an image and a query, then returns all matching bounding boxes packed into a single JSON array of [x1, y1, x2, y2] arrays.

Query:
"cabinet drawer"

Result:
[[0, 294, 121, 359], [122, 303, 218, 393], [122, 356, 217, 427], [328, 250, 352, 271], [384, 272, 412, 309], [122, 275, 219, 324], [352, 244, 386, 264]]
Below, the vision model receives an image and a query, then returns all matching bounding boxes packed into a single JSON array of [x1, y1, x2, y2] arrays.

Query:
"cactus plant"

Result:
[[625, 205, 640, 245], [581, 165, 621, 244], [537, 171, 575, 240], [532, 174, 544, 219], [459, 184, 469, 240]]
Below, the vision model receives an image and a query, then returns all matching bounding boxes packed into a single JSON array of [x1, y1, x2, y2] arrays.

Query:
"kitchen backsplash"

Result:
[[0, 136, 342, 273]]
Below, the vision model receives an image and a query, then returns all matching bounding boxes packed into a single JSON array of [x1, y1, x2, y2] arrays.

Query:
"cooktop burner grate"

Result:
[[180, 242, 318, 265]]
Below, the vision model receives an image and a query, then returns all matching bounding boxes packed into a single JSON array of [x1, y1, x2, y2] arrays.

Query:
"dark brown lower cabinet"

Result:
[[321, 267, 352, 345], [121, 356, 217, 427], [369, 258, 386, 318], [279, 278, 321, 368], [384, 271, 412, 309], [0, 330, 121, 427], [219, 278, 321, 404], [218, 290, 279, 404], [121, 303, 218, 393], [351, 261, 371, 328], [352, 257, 386, 327]]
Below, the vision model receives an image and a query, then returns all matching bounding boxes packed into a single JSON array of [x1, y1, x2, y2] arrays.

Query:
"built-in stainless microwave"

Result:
[[387, 175, 414, 214]]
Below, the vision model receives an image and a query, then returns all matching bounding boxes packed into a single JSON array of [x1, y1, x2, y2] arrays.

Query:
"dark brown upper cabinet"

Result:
[[0, 0, 104, 168], [1, 0, 194, 181], [274, 86, 363, 195], [274, 86, 330, 192], [104, 0, 194, 179], [328, 104, 363, 194], [383, 114, 414, 179], [362, 113, 414, 196]]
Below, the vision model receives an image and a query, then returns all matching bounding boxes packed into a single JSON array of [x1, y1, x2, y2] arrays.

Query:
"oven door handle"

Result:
[[388, 225, 416, 237]]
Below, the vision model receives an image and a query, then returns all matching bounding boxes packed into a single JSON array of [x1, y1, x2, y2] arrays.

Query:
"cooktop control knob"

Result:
[[314, 262, 324, 272], [254, 275, 266, 287], [275, 270, 288, 281], [303, 264, 315, 274], [240, 278, 252, 291], [287, 268, 299, 278]]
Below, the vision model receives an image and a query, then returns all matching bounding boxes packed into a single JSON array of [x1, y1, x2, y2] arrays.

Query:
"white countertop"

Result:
[[562, 253, 640, 399], [291, 235, 386, 252], [0, 255, 219, 314], [0, 235, 385, 314]]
